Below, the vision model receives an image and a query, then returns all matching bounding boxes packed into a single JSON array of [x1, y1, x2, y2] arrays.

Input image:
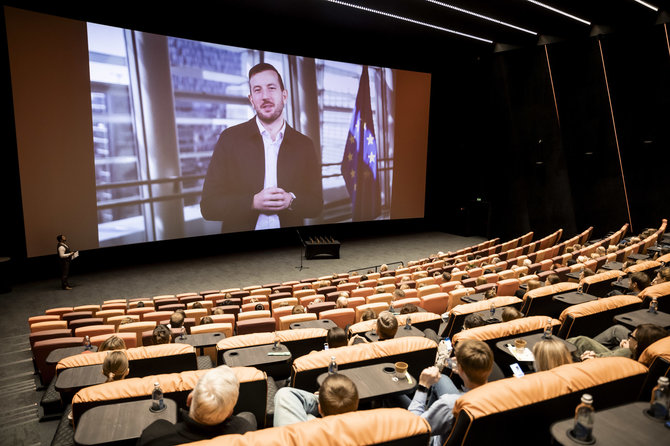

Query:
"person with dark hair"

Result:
[[463, 314, 487, 330], [403, 340, 494, 446], [326, 327, 347, 349], [273, 374, 359, 426], [102, 351, 129, 382], [56, 234, 78, 290], [569, 323, 668, 361], [399, 303, 419, 314], [376, 311, 399, 340], [652, 267, 670, 285], [200, 62, 323, 232], [291, 305, 306, 315], [501, 307, 524, 322], [200, 316, 214, 325], [192, 301, 204, 309], [545, 274, 561, 286], [360, 308, 377, 321], [152, 324, 172, 345]]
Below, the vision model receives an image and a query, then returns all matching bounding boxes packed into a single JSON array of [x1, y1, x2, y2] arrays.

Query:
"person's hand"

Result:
[[580, 350, 597, 361], [418, 366, 441, 387], [619, 339, 630, 349], [252, 187, 292, 212]]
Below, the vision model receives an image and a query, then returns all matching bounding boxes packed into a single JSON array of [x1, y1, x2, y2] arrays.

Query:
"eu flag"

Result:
[[341, 66, 381, 221]]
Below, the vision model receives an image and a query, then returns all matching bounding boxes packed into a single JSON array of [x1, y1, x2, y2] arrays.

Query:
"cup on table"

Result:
[[514, 338, 527, 354], [394, 361, 408, 381]]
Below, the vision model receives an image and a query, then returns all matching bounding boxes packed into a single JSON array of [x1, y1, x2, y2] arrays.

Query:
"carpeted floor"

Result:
[[0, 230, 485, 445]]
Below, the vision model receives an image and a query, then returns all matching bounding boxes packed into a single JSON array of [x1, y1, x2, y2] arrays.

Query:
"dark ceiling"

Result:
[[4, 0, 669, 70]]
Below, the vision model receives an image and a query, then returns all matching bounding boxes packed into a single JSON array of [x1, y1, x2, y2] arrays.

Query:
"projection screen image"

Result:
[[5, 7, 431, 257]]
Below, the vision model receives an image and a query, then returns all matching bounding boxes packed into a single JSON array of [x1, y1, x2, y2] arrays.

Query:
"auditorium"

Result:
[[2, 1, 670, 444]]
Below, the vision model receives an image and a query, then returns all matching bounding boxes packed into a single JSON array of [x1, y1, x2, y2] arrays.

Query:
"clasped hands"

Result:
[[253, 187, 293, 212]]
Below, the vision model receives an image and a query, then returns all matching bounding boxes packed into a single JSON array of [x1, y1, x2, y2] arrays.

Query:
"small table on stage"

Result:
[[46, 346, 97, 366], [74, 398, 178, 446], [553, 291, 597, 307], [316, 363, 416, 402], [305, 239, 340, 259], [290, 319, 337, 330], [550, 402, 670, 445], [364, 325, 425, 342], [175, 332, 225, 355], [223, 344, 292, 377], [614, 308, 670, 330], [55, 364, 107, 400], [602, 261, 625, 271]]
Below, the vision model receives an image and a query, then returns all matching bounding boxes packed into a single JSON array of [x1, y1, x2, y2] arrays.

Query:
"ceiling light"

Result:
[[425, 0, 537, 35], [526, 0, 591, 25], [633, 0, 658, 12], [325, 0, 493, 43]]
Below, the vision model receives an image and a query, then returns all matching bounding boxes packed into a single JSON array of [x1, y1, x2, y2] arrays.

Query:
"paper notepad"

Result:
[[506, 345, 535, 362]]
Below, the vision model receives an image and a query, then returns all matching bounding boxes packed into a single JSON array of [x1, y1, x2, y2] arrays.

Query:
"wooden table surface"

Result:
[[55, 364, 107, 394], [74, 398, 177, 446], [550, 402, 670, 445], [46, 346, 97, 365], [223, 343, 292, 369], [496, 332, 577, 360], [553, 291, 597, 306], [364, 325, 425, 342], [316, 362, 416, 402]]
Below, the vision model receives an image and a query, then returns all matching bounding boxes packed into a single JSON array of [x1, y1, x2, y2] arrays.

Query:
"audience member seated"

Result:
[[545, 274, 560, 286], [292, 305, 306, 315], [169, 311, 185, 329], [569, 323, 668, 361], [349, 311, 399, 345], [463, 314, 486, 330], [500, 307, 523, 322], [484, 289, 496, 299], [99, 335, 126, 352], [516, 279, 542, 298], [273, 374, 359, 427], [200, 316, 214, 325], [400, 304, 419, 314], [152, 324, 171, 345], [651, 266, 670, 285], [137, 365, 256, 445], [532, 337, 572, 372], [393, 289, 406, 301], [336, 294, 348, 309], [402, 339, 493, 446], [360, 308, 377, 321], [102, 350, 129, 383], [326, 327, 347, 349], [608, 271, 650, 296]]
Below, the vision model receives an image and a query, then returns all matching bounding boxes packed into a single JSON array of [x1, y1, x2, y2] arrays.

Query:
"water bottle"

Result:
[[389, 302, 395, 313], [83, 335, 91, 350], [543, 318, 553, 339], [489, 301, 496, 319], [650, 297, 658, 314], [405, 316, 412, 330], [650, 376, 670, 420], [572, 394, 594, 442], [577, 281, 584, 294], [328, 356, 338, 375], [324, 342, 329, 350], [151, 382, 164, 411]]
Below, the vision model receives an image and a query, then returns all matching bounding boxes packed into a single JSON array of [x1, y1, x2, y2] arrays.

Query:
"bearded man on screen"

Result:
[[200, 63, 323, 232]]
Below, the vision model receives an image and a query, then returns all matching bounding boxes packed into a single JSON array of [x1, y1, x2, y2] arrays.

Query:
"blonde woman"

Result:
[[532, 338, 572, 372]]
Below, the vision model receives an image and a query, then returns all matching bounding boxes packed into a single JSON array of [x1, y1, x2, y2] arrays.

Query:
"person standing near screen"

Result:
[[200, 63, 323, 232], [56, 234, 77, 290]]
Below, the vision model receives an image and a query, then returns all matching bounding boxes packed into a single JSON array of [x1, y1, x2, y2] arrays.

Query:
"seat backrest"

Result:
[[351, 287, 375, 298], [419, 292, 449, 315], [71, 367, 268, 428], [68, 318, 105, 334], [118, 321, 157, 346], [446, 358, 648, 446], [638, 336, 670, 400], [28, 315, 60, 326], [190, 323, 234, 337], [250, 288, 272, 297], [216, 328, 327, 364], [417, 284, 441, 298], [236, 317, 277, 335], [182, 408, 430, 446], [557, 295, 644, 339], [33, 336, 85, 385], [90, 332, 137, 349], [444, 296, 523, 338], [74, 324, 115, 338], [57, 343, 197, 379], [142, 311, 174, 323], [581, 269, 626, 297], [291, 337, 438, 392], [496, 278, 520, 296], [238, 310, 272, 322], [279, 313, 317, 330], [241, 301, 270, 312], [29, 328, 72, 347], [45, 307, 74, 317], [354, 302, 390, 322], [318, 308, 355, 329], [31, 320, 68, 333], [293, 289, 316, 298], [307, 301, 336, 317], [366, 293, 393, 305], [184, 309, 208, 324], [520, 282, 579, 318], [271, 298, 299, 310], [95, 309, 125, 322]]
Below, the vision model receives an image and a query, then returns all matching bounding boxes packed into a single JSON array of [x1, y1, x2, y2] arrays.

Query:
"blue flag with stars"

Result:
[[341, 66, 381, 221]]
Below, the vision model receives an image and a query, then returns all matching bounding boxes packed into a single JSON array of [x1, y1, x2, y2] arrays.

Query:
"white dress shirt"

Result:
[[255, 117, 286, 230]]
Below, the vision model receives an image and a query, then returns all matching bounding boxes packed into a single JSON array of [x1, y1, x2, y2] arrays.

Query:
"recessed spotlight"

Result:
[[535, 161, 544, 165], [526, 0, 591, 25], [424, 0, 537, 35], [325, 0, 493, 43], [585, 152, 594, 155]]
